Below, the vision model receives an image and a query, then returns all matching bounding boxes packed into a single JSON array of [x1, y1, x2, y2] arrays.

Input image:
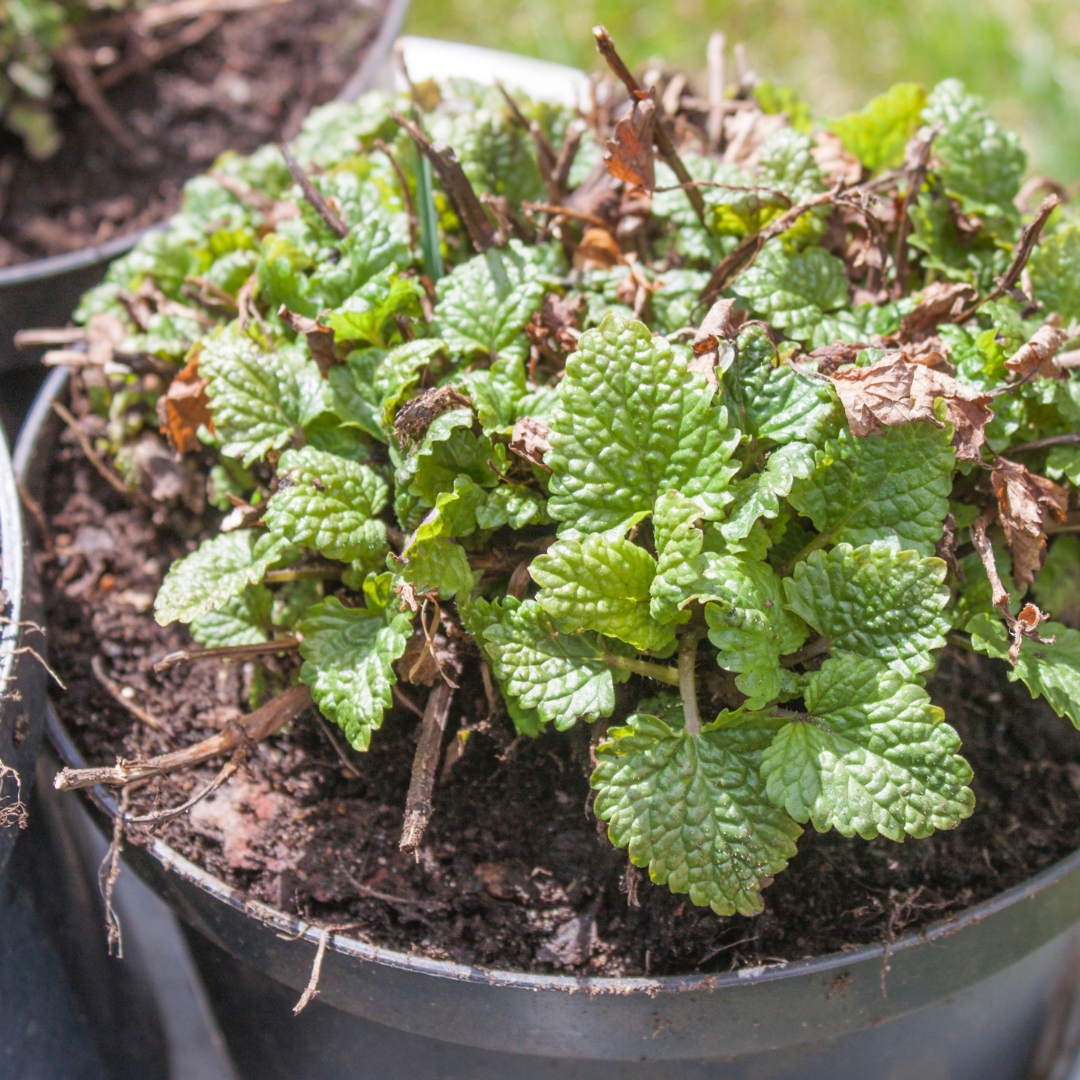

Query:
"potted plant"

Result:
[[18, 25, 1080, 1077], [0, 0, 411, 379]]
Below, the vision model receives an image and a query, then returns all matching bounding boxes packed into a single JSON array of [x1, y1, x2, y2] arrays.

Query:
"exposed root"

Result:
[[92, 655, 164, 730], [0, 760, 28, 831], [99, 789, 130, 958], [125, 744, 246, 825]]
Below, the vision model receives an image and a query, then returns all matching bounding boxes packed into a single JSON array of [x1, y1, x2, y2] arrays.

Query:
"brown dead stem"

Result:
[[154, 636, 301, 672], [92, 655, 164, 730], [278, 142, 349, 239], [399, 681, 455, 857]]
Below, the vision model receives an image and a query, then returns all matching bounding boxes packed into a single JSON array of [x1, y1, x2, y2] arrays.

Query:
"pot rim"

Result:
[[19, 368, 1080, 1000]]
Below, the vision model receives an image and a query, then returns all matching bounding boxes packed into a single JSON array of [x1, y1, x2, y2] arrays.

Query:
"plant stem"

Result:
[[778, 529, 831, 578], [262, 568, 341, 583], [603, 654, 680, 686], [400, 682, 455, 856], [678, 630, 703, 737]]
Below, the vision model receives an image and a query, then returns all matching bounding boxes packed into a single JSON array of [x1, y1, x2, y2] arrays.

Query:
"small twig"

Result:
[[392, 684, 425, 719], [138, 0, 288, 29], [399, 681, 454, 856], [92, 655, 164, 730], [125, 746, 245, 825], [390, 110, 498, 253], [1007, 432, 1080, 455], [56, 46, 140, 153], [154, 636, 301, 672], [592, 25, 708, 230], [16, 481, 53, 554], [13, 327, 86, 349], [892, 124, 941, 298], [706, 31, 727, 150], [51, 401, 150, 508], [278, 143, 349, 239], [954, 193, 1062, 320], [552, 119, 587, 201], [98, 12, 222, 89], [372, 139, 418, 251], [699, 186, 839, 302], [293, 926, 330, 1015], [54, 684, 312, 791], [99, 788, 130, 957], [521, 200, 611, 230], [313, 712, 360, 779]]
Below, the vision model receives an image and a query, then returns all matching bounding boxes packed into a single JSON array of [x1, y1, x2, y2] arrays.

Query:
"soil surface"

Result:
[[36, 422, 1080, 978], [0, 0, 387, 267]]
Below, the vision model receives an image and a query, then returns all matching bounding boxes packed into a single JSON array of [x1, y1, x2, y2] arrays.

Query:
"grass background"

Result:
[[403, 0, 1080, 182]]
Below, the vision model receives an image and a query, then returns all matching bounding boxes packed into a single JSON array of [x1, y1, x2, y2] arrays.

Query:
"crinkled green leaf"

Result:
[[264, 447, 388, 561], [783, 542, 950, 677], [754, 82, 812, 133], [433, 240, 556, 364], [298, 597, 411, 751], [722, 329, 839, 448], [703, 555, 809, 707], [788, 424, 954, 556], [190, 584, 272, 647], [968, 614, 1080, 728], [651, 490, 715, 624], [475, 485, 551, 530], [155, 530, 291, 625], [922, 79, 1026, 219], [532, 533, 675, 653], [201, 332, 323, 465], [761, 655, 974, 840], [376, 339, 451, 433], [732, 246, 850, 347], [480, 597, 626, 730], [722, 442, 818, 544], [326, 270, 424, 349], [393, 534, 475, 601], [1029, 225, 1080, 323], [592, 709, 801, 916], [756, 128, 826, 202], [829, 83, 926, 173], [1046, 444, 1080, 487], [546, 312, 740, 536]]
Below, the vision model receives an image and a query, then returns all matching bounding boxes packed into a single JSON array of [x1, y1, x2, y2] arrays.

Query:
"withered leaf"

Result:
[[991, 457, 1068, 589], [526, 293, 583, 356], [573, 227, 623, 271], [1005, 324, 1068, 382], [934, 512, 963, 581], [278, 305, 340, 378], [830, 352, 993, 461], [394, 386, 475, 449], [156, 354, 212, 454], [688, 298, 738, 389], [807, 341, 867, 375], [603, 89, 656, 192], [564, 160, 620, 225], [509, 417, 552, 472], [898, 282, 977, 343], [811, 130, 862, 186]]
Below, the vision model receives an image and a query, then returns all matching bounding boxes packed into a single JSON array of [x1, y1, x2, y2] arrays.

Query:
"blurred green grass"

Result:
[[404, 0, 1080, 181]]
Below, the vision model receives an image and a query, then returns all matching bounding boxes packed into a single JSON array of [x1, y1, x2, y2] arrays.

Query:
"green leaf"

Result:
[[1029, 225, 1080, 323], [787, 424, 955, 556], [393, 534, 475, 601], [298, 597, 411, 750], [756, 129, 825, 201], [375, 339, 451, 433], [326, 271, 424, 349], [155, 530, 290, 625], [264, 447, 388, 562], [722, 329, 839, 447], [1045, 444, 1080, 487], [1034, 535, 1080, 628], [433, 240, 555, 364], [922, 79, 1026, 219], [480, 597, 626, 729], [704, 557, 808, 708], [731, 247, 850, 347], [532, 533, 675, 654], [650, 490, 715, 624], [722, 442, 818, 544], [761, 655, 974, 840], [190, 584, 272, 647], [783, 542, 950, 678], [546, 312, 740, 536], [475, 485, 550, 530], [829, 83, 926, 173], [592, 709, 802, 916], [201, 332, 323, 465], [754, 83, 812, 134], [968, 614, 1080, 728]]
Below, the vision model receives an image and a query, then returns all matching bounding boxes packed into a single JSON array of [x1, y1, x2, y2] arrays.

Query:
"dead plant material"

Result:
[[53, 684, 312, 791], [91, 655, 164, 730], [278, 142, 349, 240], [52, 401, 151, 509], [156, 354, 213, 453], [991, 458, 1069, 589], [56, 45, 141, 154], [0, 759, 28, 831], [278, 307, 341, 377], [393, 385, 474, 449], [892, 124, 941, 298], [509, 417, 553, 471], [603, 89, 657, 192], [399, 681, 455, 857], [1005, 324, 1069, 382], [154, 635, 301, 672]]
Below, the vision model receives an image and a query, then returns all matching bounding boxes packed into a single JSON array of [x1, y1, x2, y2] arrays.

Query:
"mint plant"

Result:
[[51, 34, 1080, 920]]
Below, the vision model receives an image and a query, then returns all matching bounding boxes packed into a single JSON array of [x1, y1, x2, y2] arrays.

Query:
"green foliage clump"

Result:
[[67, 60, 1080, 920]]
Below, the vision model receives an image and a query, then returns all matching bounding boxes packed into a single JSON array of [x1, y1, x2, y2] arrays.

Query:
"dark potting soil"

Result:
[[37, 427, 1080, 979], [0, 0, 386, 267]]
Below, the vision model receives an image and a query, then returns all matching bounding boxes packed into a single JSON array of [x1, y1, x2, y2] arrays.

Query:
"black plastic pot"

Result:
[[0, 411, 45, 879], [17, 367, 1080, 1080]]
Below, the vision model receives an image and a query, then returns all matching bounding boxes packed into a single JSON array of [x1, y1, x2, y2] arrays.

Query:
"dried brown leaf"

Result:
[[156, 354, 212, 454], [394, 386, 475, 449], [509, 417, 552, 472], [1005, 324, 1069, 382], [603, 89, 656, 191], [991, 458, 1068, 589], [898, 282, 977, 343], [573, 227, 623, 271], [278, 306, 340, 378], [811, 130, 862, 185]]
